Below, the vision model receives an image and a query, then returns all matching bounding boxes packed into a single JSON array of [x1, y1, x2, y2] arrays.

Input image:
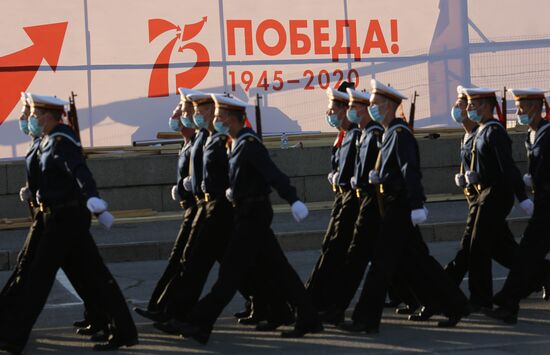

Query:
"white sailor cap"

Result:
[[178, 88, 205, 103], [28, 93, 68, 110], [509, 88, 547, 101], [370, 79, 408, 103], [187, 92, 215, 106], [457, 85, 467, 99], [326, 88, 349, 103], [346, 88, 371, 105], [462, 87, 497, 100], [211, 94, 250, 111], [20, 92, 30, 106]]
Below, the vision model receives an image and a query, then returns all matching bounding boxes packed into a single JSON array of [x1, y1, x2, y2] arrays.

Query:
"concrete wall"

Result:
[[0, 132, 529, 219]]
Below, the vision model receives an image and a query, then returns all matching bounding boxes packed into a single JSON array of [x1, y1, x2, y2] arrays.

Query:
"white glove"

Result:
[[411, 207, 428, 226], [183, 176, 192, 191], [97, 211, 115, 230], [291, 200, 309, 222], [519, 198, 534, 217], [523, 174, 533, 187], [225, 188, 234, 203], [465, 171, 479, 185], [19, 187, 32, 202], [350, 176, 357, 189], [171, 185, 179, 201], [454, 173, 466, 188], [368, 170, 381, 184], [86, 197, 108, 214], [327, 172, 334, 185], [332, 172, 340, 185]]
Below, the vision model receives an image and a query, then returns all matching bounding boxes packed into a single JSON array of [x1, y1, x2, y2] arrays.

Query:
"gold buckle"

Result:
[[204, 193, 211, 202], [379, 184, 385, 194], [39, 203, 49, 213], [179, 201, 185, 209], [356, 189, 361, 198], [332, 184, 337, 192], [463, 188, 471, 196]]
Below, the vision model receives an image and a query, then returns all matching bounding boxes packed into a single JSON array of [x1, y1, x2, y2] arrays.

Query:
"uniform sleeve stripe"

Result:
[[48, 132, 81, 147]]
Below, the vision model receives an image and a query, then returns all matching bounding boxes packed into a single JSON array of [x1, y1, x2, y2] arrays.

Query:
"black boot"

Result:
[[280, 322, 323, 338], [73, 319, 89, 328], [76, 325, 105, 336], [395, 305, 418, 315], [234, 300, 252, 319], [408, 306, 439, 322], [177, 322, 212, 345], [256, 313, 295, 331], [133, 307, 168, 322], [318, 309, 345, 326], [93, 337, 138, 351], [337, 321, 379, 334], [486, 306, 518, 325]]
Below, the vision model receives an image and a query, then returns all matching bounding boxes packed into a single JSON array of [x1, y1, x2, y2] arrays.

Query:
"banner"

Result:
[[1, 0, 549, 158]]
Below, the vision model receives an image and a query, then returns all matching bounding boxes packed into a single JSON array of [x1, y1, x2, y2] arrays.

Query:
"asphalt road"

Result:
[[1, 241, 550, 354]]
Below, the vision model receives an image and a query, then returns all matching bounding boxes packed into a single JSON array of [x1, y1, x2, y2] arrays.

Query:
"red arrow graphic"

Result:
[[0, 21, 68, 125]]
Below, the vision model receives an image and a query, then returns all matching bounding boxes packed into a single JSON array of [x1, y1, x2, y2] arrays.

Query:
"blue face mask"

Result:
[[19, 119, 30, 135], [326, 114, 341, 128], [517, 114, 530, 125], [28, 115, 43, 137], [168, 117, 181, 131], [214, 121, 229, 134], [368, 105, 384, 123], [180, 115, 196, 128], [346, 109, 362, 124], [451, 107, 463, 123], [193, 114, 208, 129], [467, 109, 482, 122]]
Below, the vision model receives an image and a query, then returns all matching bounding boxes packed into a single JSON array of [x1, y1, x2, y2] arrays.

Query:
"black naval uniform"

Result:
[[0, 124, 137, 352], [162, 131, 234, 321], [445, 126, 480, 284], [0, 136, 109, 335], [493, 119, 550, 313], [184, 128, 320, 339], [330, 121, 383, 313], [467, 119, 528, 308], [351, 119, 467, 330], [306, 124, 361, 311], [305, 134, 342, 311], [0, 137, 42, 309], [145, 133, 197, 313]]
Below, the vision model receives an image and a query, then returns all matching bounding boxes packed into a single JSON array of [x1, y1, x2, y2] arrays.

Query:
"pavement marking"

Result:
[[44, 302, 83, 310]]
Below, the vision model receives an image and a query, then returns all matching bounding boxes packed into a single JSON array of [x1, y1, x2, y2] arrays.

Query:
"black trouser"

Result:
[[0, 204, 136, 351], [305, 191, 341, 311], [0, 208, 42, 312], [351, 193, 467, 328], [306, 190, 358, 311], [187, 197, 319, 332], [162, 198, 234, 321], [494, 194, 550, 311], [468, 184, 519, 307], [147, 201, 197, 312], [331, 191, 380, 311], [0, 209, 108, 330], [445, 190, 479, 285]]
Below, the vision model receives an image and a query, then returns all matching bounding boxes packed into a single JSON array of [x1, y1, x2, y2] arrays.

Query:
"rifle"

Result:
[[67, 91, 81, 142], [501, 86, 507, 128], [255, 93, 263, 141], [408, 91, 418, 130]]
